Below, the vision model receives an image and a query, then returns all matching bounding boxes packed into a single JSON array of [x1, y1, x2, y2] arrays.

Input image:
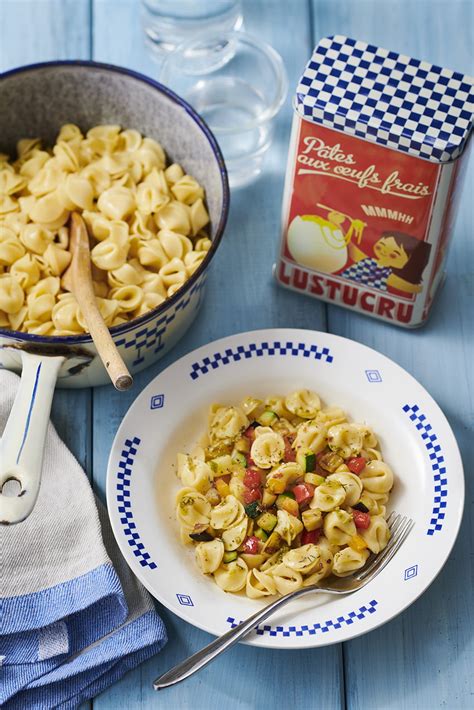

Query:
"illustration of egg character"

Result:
[[287, 215, 348, 274]]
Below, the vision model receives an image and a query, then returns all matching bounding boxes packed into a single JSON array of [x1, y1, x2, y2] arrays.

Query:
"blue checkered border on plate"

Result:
[[114, 274, 206, 366], [190, 340, 334, 380], [403, 404, 447, 535], [116, 436, 157, 569], [227, 600, 378, 637]]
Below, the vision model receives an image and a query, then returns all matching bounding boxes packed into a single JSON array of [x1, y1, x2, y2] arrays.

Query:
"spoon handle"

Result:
[[70, 214, 133, 391]]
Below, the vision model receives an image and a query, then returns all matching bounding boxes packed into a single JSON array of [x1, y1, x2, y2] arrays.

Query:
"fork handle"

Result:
[[153, 585, 317, 690]]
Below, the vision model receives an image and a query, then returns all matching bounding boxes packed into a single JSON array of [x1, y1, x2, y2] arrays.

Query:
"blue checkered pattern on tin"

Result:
[[341, 258, 391, 291], [116, 436, 157, 569], [114, 274, 206, 366], [403, 404, 447, 535], [226, 600, 378, 637], [296, 35, 474, 163], [189, 340, 334, 379]]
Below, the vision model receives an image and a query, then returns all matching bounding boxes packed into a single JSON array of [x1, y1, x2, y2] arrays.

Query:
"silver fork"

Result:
[[153, 512, 414, 690]]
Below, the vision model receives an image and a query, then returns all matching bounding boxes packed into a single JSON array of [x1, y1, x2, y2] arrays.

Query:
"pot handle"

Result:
[[0, 351, 64, 524]]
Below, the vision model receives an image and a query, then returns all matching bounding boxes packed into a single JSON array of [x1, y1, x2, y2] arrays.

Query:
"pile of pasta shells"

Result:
[[0, 124, 211, 335], [175, 390, 394, 598]]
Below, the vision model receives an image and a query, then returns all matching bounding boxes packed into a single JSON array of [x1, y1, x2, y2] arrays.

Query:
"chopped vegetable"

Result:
[[349, 534, 368, 551], [257, 410, 279, 426], [301, 528, 321, 545], [243, 488, 262, 505], [223, 550, 238, 563], [189, 530, 214, 542], [234, 436, 251, 454], [244, 468, 263, 489], [262, 489, 277, 507], [304, 472, 325, 487], [209, 454, 234, 477], [215, 478, 230, 498], [241, 536, 260, 554], [301, 508, 323, 531], [232, 451, 248, 468], [293, 483, 315, 506], [262, 530, 282, 553], [254, 527, 268, 542], [352, 501, 370, 513], [318, 451, 344, 473], [256, 511, 278, 532], [346, 457, 367, 474], [276, 493, 300, 517], [244, 500, 262, 518], [353, 510, 371, 529]]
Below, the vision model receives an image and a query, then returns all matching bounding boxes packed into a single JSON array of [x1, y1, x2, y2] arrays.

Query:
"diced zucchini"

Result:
[[262, 489, 278, 507], [244, 501, 262, 519], [223, 550, 238, 563], [234, 436, 251, 454], [232, 451, 248, 468], [318, 451, 344, 473], [296, 450, 317, 472], [256, 511, 278, 532], [254, 527, 269, 542], [279, 491, 296, 499], [301, 508, 323, 531], [257, 410, 279, 427], [276, 494, 300, 517], [304, 472, 325, 486], [262, 530, 282, 553], [209, 454, 234, 477]]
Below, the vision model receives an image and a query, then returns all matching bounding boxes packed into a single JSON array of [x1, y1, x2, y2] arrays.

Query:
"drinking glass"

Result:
[[141, 0, 243, 55], [160, 32, 288, 188]]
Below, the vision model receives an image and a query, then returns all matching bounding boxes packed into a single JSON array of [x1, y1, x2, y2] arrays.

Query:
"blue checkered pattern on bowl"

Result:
[[296, 35, 474, 163], [227, 599, 378, 637], [403, 404, 447, 535], [116, 436, 157, 569]]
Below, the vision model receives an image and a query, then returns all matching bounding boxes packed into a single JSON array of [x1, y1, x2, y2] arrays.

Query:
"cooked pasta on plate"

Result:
[[0, 124, 211, 335], [175, 390, 394, 598]]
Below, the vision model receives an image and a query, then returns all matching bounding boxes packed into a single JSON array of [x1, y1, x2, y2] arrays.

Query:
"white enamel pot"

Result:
[[0, 61, 229, 523]]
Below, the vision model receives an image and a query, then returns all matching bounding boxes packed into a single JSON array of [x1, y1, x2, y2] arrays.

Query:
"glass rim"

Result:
[[160, 30, 289, 133]]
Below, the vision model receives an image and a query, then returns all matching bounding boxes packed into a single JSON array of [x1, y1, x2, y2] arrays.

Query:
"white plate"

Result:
[[106, 329, 464, 649]]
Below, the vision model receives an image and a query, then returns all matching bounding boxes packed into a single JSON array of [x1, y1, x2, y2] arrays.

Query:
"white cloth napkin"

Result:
[[0, 371, 167, 709]]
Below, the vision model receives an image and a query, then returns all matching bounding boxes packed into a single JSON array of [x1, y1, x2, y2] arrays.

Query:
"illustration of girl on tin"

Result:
[[332, 210, 432, 294]]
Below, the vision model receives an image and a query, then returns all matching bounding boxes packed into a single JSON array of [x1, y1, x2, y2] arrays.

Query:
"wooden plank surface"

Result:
[[0, 0, 93, 470], [90, 1, 342, 709], [1, 0, 472, 708], [311, 2, 474, 709]]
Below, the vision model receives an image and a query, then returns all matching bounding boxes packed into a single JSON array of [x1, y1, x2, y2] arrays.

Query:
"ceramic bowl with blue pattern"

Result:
[[0, 61, 229, 387], [106, 328, 464, 648]]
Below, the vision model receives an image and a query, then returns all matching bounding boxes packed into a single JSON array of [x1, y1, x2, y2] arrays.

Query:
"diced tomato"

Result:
[[243, 488, 262, 505], [241, 536, 260, 554], [353, 510, 371, 529], [301, 528, 321, 545], [293, 483, 315, 506], [283, 436, 296, 462], [244, 468, 262, 489], [243, 426, 257, 441], [346, 457, 367, 475]]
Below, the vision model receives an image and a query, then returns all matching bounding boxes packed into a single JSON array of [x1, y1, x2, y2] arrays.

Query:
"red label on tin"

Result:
[[280, 120, 443, 325]]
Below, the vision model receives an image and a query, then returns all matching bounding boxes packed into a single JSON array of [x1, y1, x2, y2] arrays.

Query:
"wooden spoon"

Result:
[[62, 212, 133, 391]]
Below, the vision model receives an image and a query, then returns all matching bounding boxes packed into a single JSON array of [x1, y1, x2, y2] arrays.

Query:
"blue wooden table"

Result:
[[1, 1, 472, 708]]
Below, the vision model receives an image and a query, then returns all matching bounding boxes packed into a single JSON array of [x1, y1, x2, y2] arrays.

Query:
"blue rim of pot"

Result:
[[0, 60, 230, 344]]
